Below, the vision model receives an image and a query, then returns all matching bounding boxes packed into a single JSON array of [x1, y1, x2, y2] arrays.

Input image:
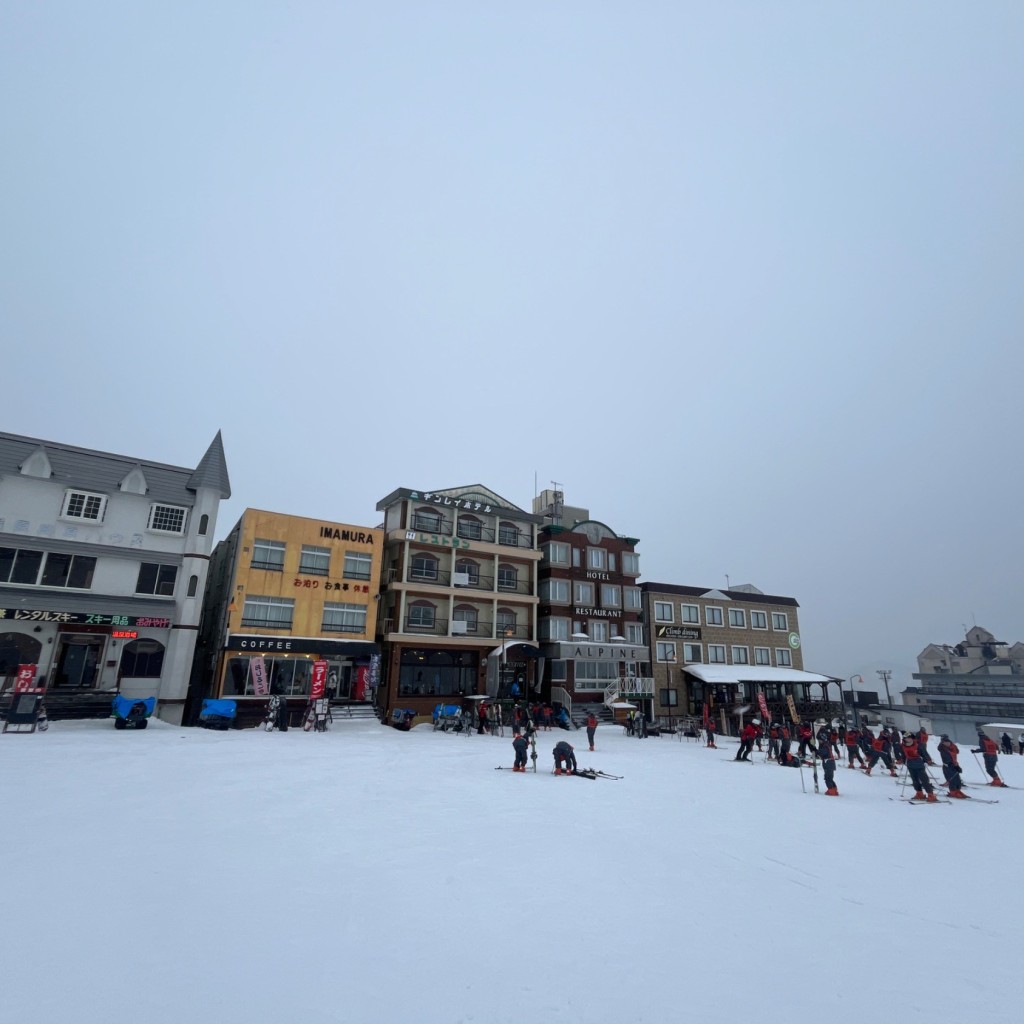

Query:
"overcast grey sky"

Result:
[[2, 3, 1021, 688]]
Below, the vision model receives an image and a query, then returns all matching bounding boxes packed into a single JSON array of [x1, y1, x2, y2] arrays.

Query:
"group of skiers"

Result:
[[723, 717, 1007, 798], [507, 712, 599, 774]]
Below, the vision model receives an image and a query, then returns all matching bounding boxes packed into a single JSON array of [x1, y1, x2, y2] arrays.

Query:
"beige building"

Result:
[[641, 582, 839, 732]]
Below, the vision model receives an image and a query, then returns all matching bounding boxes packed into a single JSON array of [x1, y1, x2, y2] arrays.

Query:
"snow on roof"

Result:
[[682, 664, 838, 686]]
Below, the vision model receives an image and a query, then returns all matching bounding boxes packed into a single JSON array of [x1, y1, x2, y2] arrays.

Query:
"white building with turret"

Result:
[[0, 430, 230, 723]]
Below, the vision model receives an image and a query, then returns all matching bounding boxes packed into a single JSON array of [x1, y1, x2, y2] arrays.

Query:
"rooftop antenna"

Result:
[[725, 574, 730, 590], [547, 480, 564, 526]]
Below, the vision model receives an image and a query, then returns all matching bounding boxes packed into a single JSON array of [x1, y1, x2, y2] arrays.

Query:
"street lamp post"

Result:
[[846, 674, 863, 728], [877, 669, 893, 708]]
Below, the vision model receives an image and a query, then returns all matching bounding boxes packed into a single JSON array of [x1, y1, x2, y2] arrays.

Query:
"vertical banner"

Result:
[[310, 660, 328, 700], [354, 665, 368, 701], [702, 703, 710, 729], [250, 656, 269, 697], [14, 664, 40, 693], [786, 694, 800, 723], [757, 691, 770, 723]]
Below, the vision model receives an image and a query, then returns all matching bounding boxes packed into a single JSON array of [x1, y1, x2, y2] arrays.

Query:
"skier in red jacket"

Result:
[[902, 733, 937, 802], [972, 732, 1005, 787], [734, 722, 757, 761], [937, 734, 968, 798], [844, 726, 865, 768]]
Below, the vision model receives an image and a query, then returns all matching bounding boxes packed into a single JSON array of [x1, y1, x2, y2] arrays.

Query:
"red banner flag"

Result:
[[310, 660, 328, 700], [757, 692, 770, 722], [14, 664, 39, 693], [702, 703, 710, 729]]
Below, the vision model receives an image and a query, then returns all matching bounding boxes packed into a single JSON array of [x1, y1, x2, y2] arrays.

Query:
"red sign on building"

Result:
[[310, 660, 328, 700], [14, 664, 40, 694]]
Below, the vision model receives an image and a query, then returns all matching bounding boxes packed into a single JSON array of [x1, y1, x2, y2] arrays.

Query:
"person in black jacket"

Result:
[[553, 741, 577, 775], [512, 734, 529, 773]]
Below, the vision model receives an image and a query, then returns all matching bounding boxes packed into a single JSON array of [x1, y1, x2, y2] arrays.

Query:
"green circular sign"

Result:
[[788, 632, 801, 650]]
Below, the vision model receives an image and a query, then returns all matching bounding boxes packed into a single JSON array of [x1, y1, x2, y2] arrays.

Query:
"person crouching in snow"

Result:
[[553, 740, 577, 775], [972, 731, 1005, 787], [902, 733, 937, 802], [863, 728, 897, 777], [816, 736, 839, 796], [512, 733, 529, 773], [937, 734, 968, 798]]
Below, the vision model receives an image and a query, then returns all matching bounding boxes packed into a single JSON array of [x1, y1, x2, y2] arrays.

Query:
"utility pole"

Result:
[[876, 669, 893, 707]]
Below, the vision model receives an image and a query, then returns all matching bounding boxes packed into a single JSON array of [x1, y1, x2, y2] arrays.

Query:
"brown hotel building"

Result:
[[533, 490, 649, 722], [640, 581, 839, 732]]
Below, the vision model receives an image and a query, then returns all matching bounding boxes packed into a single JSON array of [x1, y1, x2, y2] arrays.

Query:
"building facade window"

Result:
[[455, 558, 481, 585], [120, 638, 165, 677], [410, 555, 439, 580], [0, 548, 96, 589], [681, 604, 700, 624], [39, 552, 96, 589], [147, 504, 188, 534], [497, 565, 518, 591], [589, 621, 609, 642], [61, 489, 107, 522], [729, 608, 746, 628], [343, 551, 372, 580], [772, 612, 789, 631], [198, 514, 209, 535], [731, 646, 750, 665], [240, 596, 294, 629], [322, 602, 367, 633], [574, 582, 594, 605], [452, 606, 479, 633], [751, 611, 768, 629], [683, 643, 702, 662], [498, 522, 520, 546], [654, 602, 673, 623], [587, 548, 607, 570], [540, 617, 569, 641], [708, 644, 727, 664], [299, 545, 331, 576], [496, 609, 517, 635], [706, 606, 724, 626], [776, 648, 793, 667], [624, 587, 642, 610], [407, 602, 436, 629], [622, 552, 640, 575], [136, 562, 177, 596], [601, 584, 621, 607], [187, 574, 198, 597], [626, 622, 645, 645], [457, 516, 483, 540], [542, 541, 570, 564], [540, 579, 569, 602], [660, 688, 679, 707], [252, 539, 286, 571], [656, 641, 677, 662], [754, 647, 771, 666], [411, 507, 442, 532]]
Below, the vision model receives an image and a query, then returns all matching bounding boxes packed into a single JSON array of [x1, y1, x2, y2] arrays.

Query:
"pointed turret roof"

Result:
[[187, 431, 231, 498]]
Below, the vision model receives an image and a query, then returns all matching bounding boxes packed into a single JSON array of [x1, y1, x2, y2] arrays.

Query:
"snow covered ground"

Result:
[[3, 717, 1021, 1024]]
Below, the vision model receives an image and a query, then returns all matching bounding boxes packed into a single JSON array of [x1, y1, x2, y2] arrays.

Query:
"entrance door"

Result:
[[53, 635, 106, 688]]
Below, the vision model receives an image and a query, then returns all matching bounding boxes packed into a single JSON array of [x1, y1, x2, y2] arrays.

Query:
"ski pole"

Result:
[[798, 757, 806, 793]]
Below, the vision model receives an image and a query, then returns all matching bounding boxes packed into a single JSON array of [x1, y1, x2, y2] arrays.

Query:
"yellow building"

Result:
[[189, 509, 381, 724]]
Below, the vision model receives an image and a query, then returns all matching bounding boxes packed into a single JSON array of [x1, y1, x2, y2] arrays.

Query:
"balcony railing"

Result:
[[403, 616, 449, 636], [407, 568, 452, 587], [410, 513, 453, 536]]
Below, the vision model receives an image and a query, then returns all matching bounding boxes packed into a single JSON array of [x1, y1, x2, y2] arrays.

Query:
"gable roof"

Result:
[[0, 431, 229, 508]]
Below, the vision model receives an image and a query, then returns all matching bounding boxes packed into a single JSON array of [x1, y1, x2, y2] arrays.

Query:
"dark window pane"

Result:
[[137, 563, 158, 594], [41, 553, 72, 587], [0, 548, 16, 582], [156, 565, 177, 596], [11, 550, 43, 584], [68, 556, 96, 589]]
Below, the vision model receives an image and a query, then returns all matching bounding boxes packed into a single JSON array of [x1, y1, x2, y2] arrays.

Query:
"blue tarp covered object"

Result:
[[112, 695, 156, 719], [199, 698, 238, 720]]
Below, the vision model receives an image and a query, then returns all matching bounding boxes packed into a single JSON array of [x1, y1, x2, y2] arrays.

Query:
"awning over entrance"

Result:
[[488, 641, 541, 659], [682, 665, 839, 686]]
